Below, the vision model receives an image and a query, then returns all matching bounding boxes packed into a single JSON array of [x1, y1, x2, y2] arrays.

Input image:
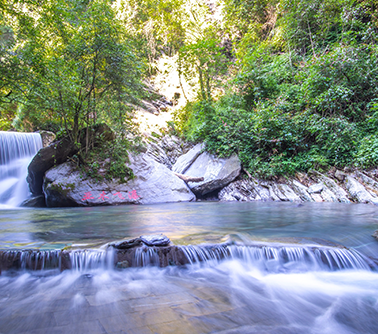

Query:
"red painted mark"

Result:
[[113, 192, 125, 200], [81, 192, 94, 201], [98, 191, 109, 201], [128, 190, 139, 200]]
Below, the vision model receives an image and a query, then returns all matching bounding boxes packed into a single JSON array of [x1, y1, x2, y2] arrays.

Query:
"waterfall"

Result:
[[0, 131, 42, 207], [179, 244, 376, 272], [1, 243, 375, 273]]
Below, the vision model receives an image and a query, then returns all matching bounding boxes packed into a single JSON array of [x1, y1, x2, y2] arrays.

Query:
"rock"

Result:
[[172, 143, 204, 174], [320, 187, 339, 202], [146, 135, 194, 168], [43, 153, 196, 207], [109, 238, 142, 249], [290, 180, 314, 202], [140, 234, 171, 246], [335, 170, 346, 182], [373, 230, 378, 241], [309, 171, 350, 203], [308, 183, 323, 194], [28, 124, 115, 197], [344, 175, 378, 205], [219, 179, 262, 202], [311, 193, 324, 202], [183, 152, 241, 196], [27, 137, 78, 197], [38, 131, 56, 147], [274, 184, 302, 202], [354, 171, 378, 197], [20, 195, 46, 207]]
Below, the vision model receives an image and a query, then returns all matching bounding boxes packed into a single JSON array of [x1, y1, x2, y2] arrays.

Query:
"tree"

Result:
[[1, 0, 143, 151]]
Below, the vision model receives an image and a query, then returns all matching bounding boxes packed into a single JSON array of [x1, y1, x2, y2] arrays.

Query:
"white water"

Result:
[[0, 131, 42, 207], [0, 254, 377, 333]]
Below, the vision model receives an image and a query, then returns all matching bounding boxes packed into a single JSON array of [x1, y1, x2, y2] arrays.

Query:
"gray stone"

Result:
[[344, 175, 378, 205], [146, 135, 194, 169], [219, 179, 259, 202], [373, 230, 378, 241], [20, 195, 46, 207], [290, 180, 313, 202], [320, 187, 339, 202], [183, 152, 241, 196], [310, 171, 350, 203], [354, 171, 378, 198], [335, 169, 346, 182], [277, 183, 302, 202], [43, 153, 196, 207], [172, 143, 204, 174], [109, 238, 143, 249], [38, 130, 56, 147], [28, 124, 115, 197], [140, 234, 171, 246], [308, 183, 323, 194]]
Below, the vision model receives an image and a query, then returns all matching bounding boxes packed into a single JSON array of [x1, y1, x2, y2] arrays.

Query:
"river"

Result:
[[0, 201, 378, 333]]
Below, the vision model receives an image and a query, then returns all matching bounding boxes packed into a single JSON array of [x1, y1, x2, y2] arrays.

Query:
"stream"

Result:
[[1, 201, 378, 333]]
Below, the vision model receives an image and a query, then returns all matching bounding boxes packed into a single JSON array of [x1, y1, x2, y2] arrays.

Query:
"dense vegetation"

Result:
[[1, 0, 377, 178]]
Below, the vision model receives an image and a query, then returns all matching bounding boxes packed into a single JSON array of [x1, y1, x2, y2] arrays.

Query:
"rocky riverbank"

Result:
[[25, 134, 378, 207]]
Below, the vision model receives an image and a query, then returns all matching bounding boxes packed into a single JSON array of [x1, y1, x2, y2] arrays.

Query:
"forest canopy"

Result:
[[1, 0, 378, 177]]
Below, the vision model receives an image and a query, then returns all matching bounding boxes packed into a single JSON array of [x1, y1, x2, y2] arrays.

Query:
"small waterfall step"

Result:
[[0, 242, 376, 273]]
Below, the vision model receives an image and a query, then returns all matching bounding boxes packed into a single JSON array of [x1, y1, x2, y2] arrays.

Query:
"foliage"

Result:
[[83, 137, 136, 182]]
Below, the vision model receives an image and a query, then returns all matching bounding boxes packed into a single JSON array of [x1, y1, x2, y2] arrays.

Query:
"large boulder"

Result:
[[28, 124, 115, 197], [27, 137, 78, 197], [172, 143, 204, 174], [43, 153, 195, 207], [182, 152, 241, 196]]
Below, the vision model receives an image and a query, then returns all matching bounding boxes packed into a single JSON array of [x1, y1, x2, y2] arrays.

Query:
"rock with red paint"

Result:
[[42, 153, 196, 207]]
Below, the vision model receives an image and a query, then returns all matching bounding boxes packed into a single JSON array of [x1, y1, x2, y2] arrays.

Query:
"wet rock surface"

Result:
[[110, 234, 171, 248]]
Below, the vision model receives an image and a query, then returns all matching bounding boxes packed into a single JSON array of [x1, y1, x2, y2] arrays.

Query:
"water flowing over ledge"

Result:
[[1, 242, 376, 274], [0, 131, 42, 207]]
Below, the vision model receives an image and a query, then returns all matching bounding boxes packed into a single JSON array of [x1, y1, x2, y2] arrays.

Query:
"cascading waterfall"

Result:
[[69, 248, 115, 271], [0, 131, 42, 207], [1, 243, 375, 273], [179, 243, 376, 271]]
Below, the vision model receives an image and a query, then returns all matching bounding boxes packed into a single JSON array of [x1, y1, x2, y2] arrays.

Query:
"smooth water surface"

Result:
[[1, 202, 378, 334], [1, 202, 377, 257]]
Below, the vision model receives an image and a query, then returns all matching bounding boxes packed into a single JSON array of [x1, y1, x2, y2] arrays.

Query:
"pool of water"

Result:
[[1, 202, 378, 334]]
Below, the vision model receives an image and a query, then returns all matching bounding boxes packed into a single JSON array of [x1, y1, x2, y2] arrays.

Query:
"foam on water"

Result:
[[0, 257, 377, 334]]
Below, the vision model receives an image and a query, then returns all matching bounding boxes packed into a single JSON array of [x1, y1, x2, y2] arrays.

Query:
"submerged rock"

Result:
[[43, 153, 196, 207], [20, 195, 46, 208]]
